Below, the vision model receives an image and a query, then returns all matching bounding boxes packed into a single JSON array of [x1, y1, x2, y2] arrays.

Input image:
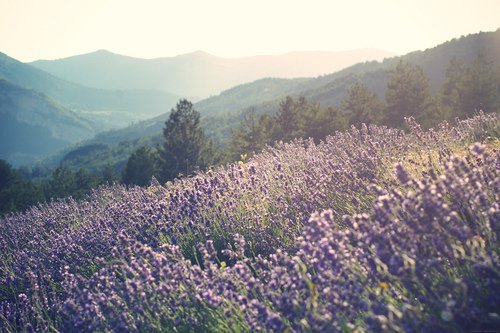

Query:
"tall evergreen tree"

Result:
[[0, 160, 12, 191], [48, 166, 77, 199], [74, 168, 99, 199], [385, 61, 435, 128], [312, 106, 348, 141], [122, 146, 159, 186], [273, 96, 306, 142], [441, 57, 466, 118], [101, 163, 119, 184], [160, 99, 214, 181], [0, 161, 44, 214], [461, 52, 499, 116], [229, 108, 271, 160], [440, 53, 499, 120], [342, 82, 384, 126]]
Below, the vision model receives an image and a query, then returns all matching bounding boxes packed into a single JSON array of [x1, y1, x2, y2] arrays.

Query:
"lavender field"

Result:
[[1, 114, 499, 332]]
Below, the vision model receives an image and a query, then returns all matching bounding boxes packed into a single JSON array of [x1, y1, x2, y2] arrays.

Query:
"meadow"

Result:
[[1, 113, 499, 332]]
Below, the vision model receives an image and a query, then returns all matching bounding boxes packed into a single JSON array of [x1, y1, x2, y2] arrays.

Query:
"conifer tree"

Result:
[[441, 57, 466, 118], [160, 99, 214, 181], [385, 61, 435, 128], [342, 82, 384, 126], [273, 96, 306, 142], [461, 52, 499, 116], [229, 108, 271, 160], [440, 53, 499, 119], [122, 146, 159, 186]]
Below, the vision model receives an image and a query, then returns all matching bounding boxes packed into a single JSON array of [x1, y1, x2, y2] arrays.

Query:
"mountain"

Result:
[[0, 79, 96, 165], [198, 29, 500, 118], [46, 30, 500, 173], [30, 49, 396, 98], [0, 52, 180, 130]]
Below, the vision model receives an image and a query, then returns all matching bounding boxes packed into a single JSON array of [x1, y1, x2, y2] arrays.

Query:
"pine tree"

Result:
[[160, 99, 214, 181], [461, 52, 499, 116], [441, 57, 466, 116], [122, 147, 158, 186], [229, 108, 270, 160], [440, 54, 499, 120], [48, 166, 77, 199], [272, 96, 306, 142], [342, 82, 384, 126], [312, 106, 348, 140], [385, 61, 435, 128]]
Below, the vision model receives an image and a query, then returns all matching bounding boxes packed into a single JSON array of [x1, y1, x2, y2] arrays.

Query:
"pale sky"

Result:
[[0, 0, 499, 62]]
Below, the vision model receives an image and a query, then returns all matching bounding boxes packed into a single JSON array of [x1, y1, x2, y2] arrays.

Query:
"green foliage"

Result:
[[0, 160, 124, 216], [441, 57, 467, 117], [0, 160, 11, 190], [229, 108, 272, 160], [48, 135, 162, 175], [442, 53, 500, 119], [272, 96, 307, 142], [463, 53, 500, 114], [271, 96, 348, 143], [160, 99, 218, 181], [122, 147, 159, 186], [47, 166, 99, 200], [0, 160, 44, 215], [101, 163, 120, 184], [385, 60, 436, 128], [342, 81, 384, 126], [229, 96, 349, 159], [313, 106, 348, 140]]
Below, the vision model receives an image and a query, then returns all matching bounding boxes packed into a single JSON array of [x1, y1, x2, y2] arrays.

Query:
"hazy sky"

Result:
[[1, 0, 499, 62]]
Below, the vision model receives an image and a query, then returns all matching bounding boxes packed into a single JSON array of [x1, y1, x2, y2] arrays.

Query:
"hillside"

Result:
[[0, 79, 96, 165], [30, 49, 395, 98], [51, 29, 500, 172], [0, 52, 180, 130], [1, 113, 498, 332]]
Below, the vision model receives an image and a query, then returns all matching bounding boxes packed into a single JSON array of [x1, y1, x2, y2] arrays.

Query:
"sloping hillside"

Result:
[[0, 79, 95, 165], [0, 52, 180, 129]]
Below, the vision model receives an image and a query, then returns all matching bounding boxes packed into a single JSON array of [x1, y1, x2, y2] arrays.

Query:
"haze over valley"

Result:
[[30, 48, 395, 97]]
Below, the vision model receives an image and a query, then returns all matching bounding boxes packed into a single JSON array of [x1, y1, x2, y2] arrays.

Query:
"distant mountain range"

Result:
[[0, 52, 181, 128], [1, 29, 499, 168], [30, 49, 396, 98], [38, 29, 500, 173], [78, 30, 500, 141]]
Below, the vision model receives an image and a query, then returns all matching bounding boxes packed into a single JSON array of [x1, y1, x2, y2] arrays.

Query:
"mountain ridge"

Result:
[[0, 51, 181, 129], [29, 49, 396, 97]]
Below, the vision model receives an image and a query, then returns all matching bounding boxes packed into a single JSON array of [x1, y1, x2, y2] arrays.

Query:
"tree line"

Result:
[[229, 54, 499, 157], [0, 161, 117, 214], [120, 53, 500, 186], [1, 54, 498, 215]]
